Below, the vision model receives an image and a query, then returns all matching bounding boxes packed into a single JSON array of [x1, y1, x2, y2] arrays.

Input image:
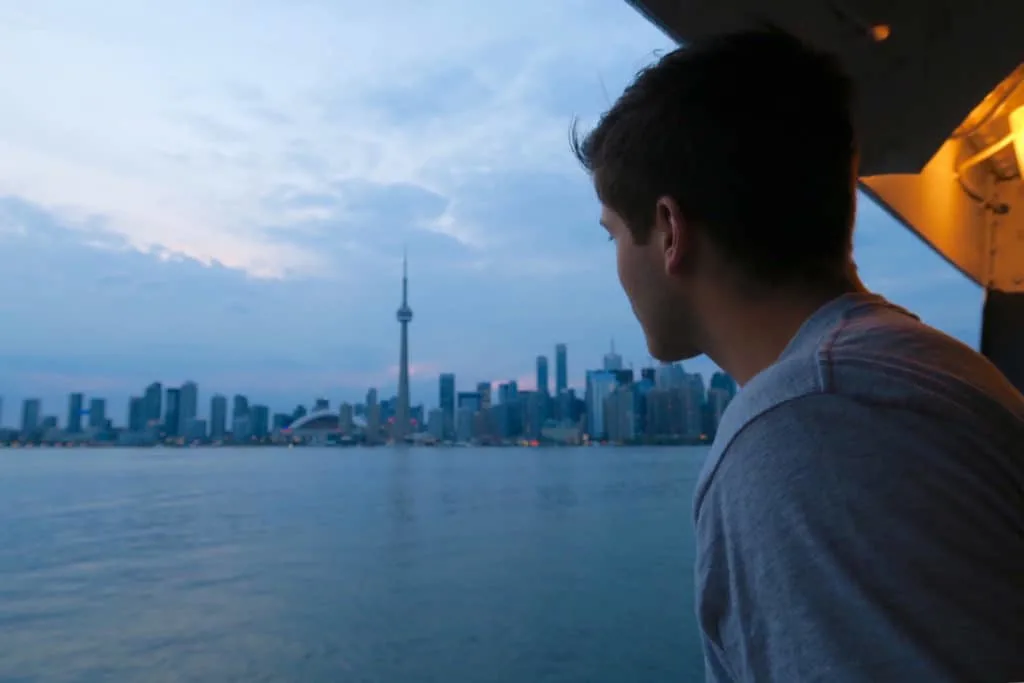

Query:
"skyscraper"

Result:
[[250, 405, 270, 438], [144, 382, 162, 427], [439, 373, 455, 441], [585, 370, 618, 440], [366, 388, 380, 444], [165, 388, 181, 437], [394, 251, 413, 440], [476, 381, 492, 411], [339, 403, 355, 435], [21, 399, 41, 433], [232, 394, 250, 439], [709, 372, 738, 399], [67, 393, 83, 433], [555, 343, 568, 394], [498, 381, 519, 404], [179, 381, 198, 436], [210, 394, 228, 440], [536, 355, 549, 395], [128, 397, 146, 432], [88, 398, 106, 430], [233, 395, 249, 421], [603, 339, 623, 371]]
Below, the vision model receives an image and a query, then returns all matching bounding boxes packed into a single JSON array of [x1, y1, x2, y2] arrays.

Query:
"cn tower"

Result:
[[394, 250, 413, 440]]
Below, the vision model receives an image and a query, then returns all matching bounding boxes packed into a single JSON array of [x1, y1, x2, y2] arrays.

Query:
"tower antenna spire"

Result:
[[402, 246, 408, 305]]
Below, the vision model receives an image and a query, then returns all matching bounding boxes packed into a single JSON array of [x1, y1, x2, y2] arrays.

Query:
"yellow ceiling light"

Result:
[[868, 24, 891, 42], [955, 102, 1024, 179], [1010, 105, 1024, 175]]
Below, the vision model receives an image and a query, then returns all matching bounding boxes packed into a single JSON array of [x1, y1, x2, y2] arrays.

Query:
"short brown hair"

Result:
[[572, 28, 858, 285]]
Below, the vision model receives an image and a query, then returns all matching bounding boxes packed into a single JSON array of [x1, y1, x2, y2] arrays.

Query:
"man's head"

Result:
[[574, 28, 858, 362]]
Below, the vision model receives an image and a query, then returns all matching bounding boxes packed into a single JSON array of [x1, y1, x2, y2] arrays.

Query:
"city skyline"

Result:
[[0, 340, 693, 431], [1, 350, 737, 447], [0, 0, 984, 416]]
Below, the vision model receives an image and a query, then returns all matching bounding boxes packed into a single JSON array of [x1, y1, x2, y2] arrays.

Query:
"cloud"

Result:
[[0, 0, 668, 278], [0, 1, 991, 425], [0, 195, 641, 420]]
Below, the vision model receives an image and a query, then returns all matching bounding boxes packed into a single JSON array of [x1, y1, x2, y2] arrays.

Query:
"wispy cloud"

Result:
[[0, 0, 661, 278], [0, 1, 988, 418]]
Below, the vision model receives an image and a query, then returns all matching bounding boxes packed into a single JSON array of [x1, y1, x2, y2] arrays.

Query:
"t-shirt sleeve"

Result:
[[693, 393, 975, 683]]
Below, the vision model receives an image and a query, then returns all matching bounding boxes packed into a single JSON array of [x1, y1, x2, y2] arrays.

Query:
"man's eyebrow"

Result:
[[599, 219, 608, 230]]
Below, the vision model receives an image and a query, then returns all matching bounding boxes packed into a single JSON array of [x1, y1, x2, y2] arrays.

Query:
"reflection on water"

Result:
[[0, 447, 706, 682]]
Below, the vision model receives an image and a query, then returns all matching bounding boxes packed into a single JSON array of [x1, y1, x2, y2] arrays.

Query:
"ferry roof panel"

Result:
[[625, 0, 1024, 176]]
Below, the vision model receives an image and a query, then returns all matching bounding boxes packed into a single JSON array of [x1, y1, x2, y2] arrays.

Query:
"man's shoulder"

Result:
[[693, 295, 1024, 683], [694, 296, 1024, 516], [692, 357, 826, 517]]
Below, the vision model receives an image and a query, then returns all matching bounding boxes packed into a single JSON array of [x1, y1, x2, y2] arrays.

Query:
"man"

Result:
[[573, 28, 1024, 683]]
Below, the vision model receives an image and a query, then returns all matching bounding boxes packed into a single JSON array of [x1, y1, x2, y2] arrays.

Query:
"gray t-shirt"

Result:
[[695, 293, 1024, 683]]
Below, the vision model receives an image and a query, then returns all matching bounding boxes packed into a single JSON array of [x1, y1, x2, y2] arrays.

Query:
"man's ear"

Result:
[[655, 195, 687, 275]]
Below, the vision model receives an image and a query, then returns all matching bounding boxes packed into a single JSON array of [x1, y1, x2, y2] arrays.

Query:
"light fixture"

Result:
[[1010, 105, 1024, 175], [956, 103, 1024, 178], [868, 24, 891, 42]]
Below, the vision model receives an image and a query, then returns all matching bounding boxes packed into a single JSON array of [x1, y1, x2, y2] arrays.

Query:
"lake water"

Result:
[[0, 447, 707, 682]]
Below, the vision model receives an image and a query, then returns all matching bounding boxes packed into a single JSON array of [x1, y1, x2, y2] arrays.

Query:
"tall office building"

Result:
[[457, 391, 481, 413], [603, 340, 624, 371], [536, 356, 549, 395], [394, 251, 414, 440], [455, 391, 481, 443], [165, 388, 181, 436], [210, 394, 228, 440], [533, 359, 552, 431], [604, 383, 639, 443], [585, 370, 618, 440], [88, 398, 106, 430], [67, 393, 84, 433], [366, 388, 380, 444], [21, 399, 41, 433], [272, 413, 291, 432], [233, 412, 252, 440], [476, 381, 492, 411], [439, 373, 455, 440], [655, 362, 687, 389], [686, 373, 707, 438], [128, 397, 146, 432], [249, 405, 270, 438], [178, 381, 198, 436], [555, 343, 568, 394], [707, 372, 737, 436], [709, 372, 737, 399], [498, 381, 519, 404], [233, 394, 249, 421], [339, 403, 355, 434], [144, 382, 162, 426]]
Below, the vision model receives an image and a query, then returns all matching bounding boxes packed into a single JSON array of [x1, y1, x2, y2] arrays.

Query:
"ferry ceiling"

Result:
[[624, 0, 1024, 391]]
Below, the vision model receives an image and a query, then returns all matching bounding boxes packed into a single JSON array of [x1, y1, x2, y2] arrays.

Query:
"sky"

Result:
[[0, 0, 984, 424]]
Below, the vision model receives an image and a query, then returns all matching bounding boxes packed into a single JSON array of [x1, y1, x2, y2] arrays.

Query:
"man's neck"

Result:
[[701, 276, 868, 386]]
